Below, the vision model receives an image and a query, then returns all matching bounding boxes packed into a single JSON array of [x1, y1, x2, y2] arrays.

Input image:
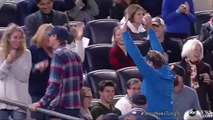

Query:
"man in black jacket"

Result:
[[199, 12, 213, 71], [24, 0, 69, 47], [140, 17, 182, 63]]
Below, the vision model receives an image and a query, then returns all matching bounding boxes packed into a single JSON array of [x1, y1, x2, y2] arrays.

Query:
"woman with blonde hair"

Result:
[[178, 39, 213, 110], [0, 23, 32, 119], [29, 23, 54, 120]]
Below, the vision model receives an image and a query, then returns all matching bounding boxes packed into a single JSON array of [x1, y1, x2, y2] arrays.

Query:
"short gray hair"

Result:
[[181, 39, 204, 60]]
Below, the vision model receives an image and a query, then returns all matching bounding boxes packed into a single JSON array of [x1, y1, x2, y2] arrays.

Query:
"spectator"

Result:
[[199, 12, 213, 71], [24, 0, 69, 46], [115, 78, 141, 115], [170, 64, 201, 119], [79, 87, 93, 120], [0, 24, 32, 119], [122, 4, 147, 41], [109, 26, 135, 70], [178, 39, 213, 110], [119, 94, 160, 120], [67, 0, 99, 23], [122, 14, 175, 120], [162, 0, 195, 39], [110, 0, 138, 20], [29, 23, 54, 120], [30, 26, 83, 119], [91, 80, 121, 120], [65, 22, 88, 62], [140, 17, 182, 63]]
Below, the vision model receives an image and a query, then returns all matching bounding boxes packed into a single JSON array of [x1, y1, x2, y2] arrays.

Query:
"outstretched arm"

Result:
[[143, 14, 165, 54], [121, 17, 158, 80], [148, 29, 164, 54]]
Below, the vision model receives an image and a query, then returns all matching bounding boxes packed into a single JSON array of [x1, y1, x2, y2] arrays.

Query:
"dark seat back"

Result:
[[16, 1, 30, 26], [194, 10, 212, 35], [0, 2, 18, 27], [83, 44, 112, 73], [117, 67, 142, 95], [86, 69, 120, 98], [85, 19, 119, 45]]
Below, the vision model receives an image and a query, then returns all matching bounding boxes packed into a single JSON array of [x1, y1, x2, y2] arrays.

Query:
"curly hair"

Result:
[[0, 23, 26, 59]]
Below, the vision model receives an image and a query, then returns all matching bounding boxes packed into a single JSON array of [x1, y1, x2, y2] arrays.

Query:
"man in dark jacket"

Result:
[[199, 12, 213, 71], [140, 17, 182, 63], [24, 0, 69, 46]]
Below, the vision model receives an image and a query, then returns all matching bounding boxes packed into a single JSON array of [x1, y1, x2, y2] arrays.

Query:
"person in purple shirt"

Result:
[[30, 26, 83, 119]]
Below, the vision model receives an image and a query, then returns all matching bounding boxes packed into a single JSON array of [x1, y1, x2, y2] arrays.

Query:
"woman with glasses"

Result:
[[79, 86, 93, 120]]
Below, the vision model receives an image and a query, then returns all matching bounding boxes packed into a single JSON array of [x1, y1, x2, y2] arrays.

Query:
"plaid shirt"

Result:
[[39, 46, 83, 109]]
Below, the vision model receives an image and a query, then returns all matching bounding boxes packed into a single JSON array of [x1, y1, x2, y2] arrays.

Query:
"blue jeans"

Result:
[[31, 96, 47, 120], [0, 109, 26, 120]]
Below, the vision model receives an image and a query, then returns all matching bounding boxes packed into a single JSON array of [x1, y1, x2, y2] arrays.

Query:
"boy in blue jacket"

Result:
[[122, 15, 175, 120]]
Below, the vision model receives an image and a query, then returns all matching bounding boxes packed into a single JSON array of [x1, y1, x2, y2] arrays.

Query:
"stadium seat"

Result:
[[83, 44, 112, 73], [86, 69, 120, 98], [117, 67, 142, 95], [85, 19, 119, 45], [0, 2, 18, 27], [16, 1, 30, 26], [194, 10, 212, 35]]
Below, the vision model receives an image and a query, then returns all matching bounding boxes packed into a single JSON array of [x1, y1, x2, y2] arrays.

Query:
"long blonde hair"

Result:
[[31, 24, 54, 48], [0, 23, 26, 59]]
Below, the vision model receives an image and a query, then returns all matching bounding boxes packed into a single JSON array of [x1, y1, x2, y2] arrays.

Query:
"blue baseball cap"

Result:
[[48, 25, 72, 44], [132, 93, 147, 105]]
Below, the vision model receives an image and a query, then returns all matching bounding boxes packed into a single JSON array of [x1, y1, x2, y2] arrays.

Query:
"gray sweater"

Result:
[[174, 85, 201, 120]]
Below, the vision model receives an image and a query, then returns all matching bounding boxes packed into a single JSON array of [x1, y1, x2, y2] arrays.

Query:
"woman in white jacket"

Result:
[[0, 23, 32, 119], [66, 22, 89, 62]]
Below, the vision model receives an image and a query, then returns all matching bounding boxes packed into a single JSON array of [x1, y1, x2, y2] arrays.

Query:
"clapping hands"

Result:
[[177, 1, 190, 15]]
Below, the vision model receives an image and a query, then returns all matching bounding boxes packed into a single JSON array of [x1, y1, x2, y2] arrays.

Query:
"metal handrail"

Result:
[[0, 98, 80, 120]]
